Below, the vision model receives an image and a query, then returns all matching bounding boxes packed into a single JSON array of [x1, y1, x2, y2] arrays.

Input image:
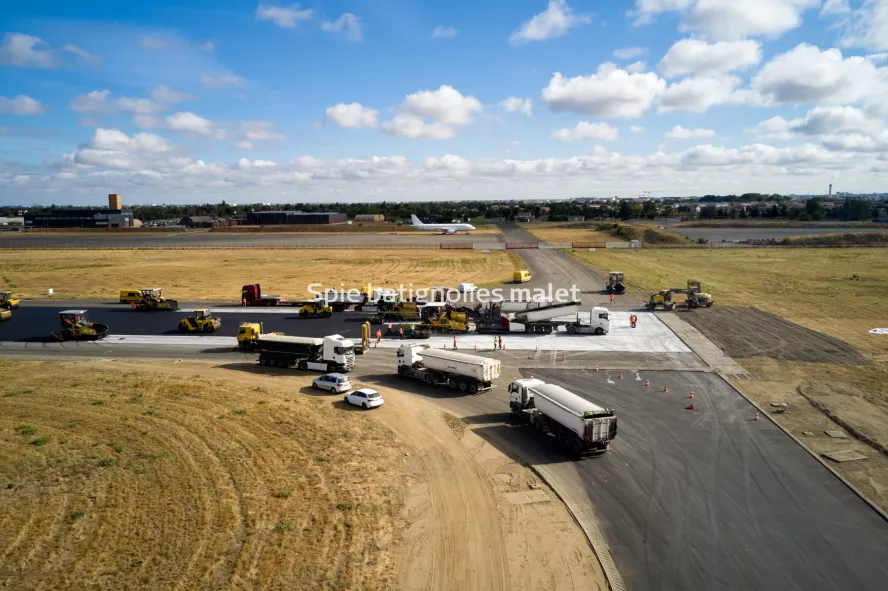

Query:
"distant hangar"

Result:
[[245, 211, 347, 225]]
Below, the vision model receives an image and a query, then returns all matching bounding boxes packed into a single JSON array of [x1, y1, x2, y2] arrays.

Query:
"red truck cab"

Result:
[[241, 284, 281, 306]]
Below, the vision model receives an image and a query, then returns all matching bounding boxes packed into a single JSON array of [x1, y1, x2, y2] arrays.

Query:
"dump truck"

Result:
[[179, 309, 222, 332], [565, 307, 610, 335], [397, 344, 501, 393], [237, 322, 284, 350], [255, 334, 356, 372], [0, 291, 20, 309], [512, 301, 580, 334], [51, 310, 110, 341], [241, 283, 281, 306], [134, 288, 178, 311], [508, 378, 617, 456], [606, 272, 625, 294]]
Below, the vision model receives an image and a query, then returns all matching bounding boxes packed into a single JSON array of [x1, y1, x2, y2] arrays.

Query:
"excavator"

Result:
[[134, 288, 179, 311], [298, 301, 333, 318], [51, 310, 110, 341], [646, 281, 714, 311], [0, 291, 20, 310], [178, 309, 222, 333], [687, 280, 714, 307]]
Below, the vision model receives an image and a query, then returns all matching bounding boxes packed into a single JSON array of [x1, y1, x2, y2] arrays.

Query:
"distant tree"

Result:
[[618, 200, 634, 220]]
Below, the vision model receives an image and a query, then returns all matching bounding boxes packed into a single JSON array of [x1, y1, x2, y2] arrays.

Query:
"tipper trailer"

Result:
[[397, 344, 501, 393], [256, 334, 356, 372], [476, 301, 581, 334], [509, 378, 617, 456]]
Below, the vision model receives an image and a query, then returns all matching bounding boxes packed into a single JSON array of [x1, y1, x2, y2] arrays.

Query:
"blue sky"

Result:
[[1, 1, 887, 204]]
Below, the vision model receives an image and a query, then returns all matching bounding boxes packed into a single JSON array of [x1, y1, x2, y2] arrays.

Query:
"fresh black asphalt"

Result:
[[525, 369, 888, 591]]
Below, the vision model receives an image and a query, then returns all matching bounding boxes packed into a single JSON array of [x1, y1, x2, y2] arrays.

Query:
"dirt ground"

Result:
[[1, 249, 521, 301], [680, 307, 868, 365], [520, 223, 618, 244], [0, 359, 607, 591]]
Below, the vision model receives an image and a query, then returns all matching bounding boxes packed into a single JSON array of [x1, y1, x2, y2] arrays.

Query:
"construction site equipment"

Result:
[[241, 283, 281, 306], [134, 288, 178, 311], [426, 308, 471, 333], [513, 301, 580, 334], [0, 307, 11, 321], [646, 289, 675, 311], [298, 301, 333, 318], [178, 309, 221, 333], [565, 307, 610, 335], [51, 310, 110, 341], [255, 334, 355, 372], [368, 301, 423, 323], [237, 322, 283, 350], [513, 270, 532, 283], [397, 344, 501, 393], [120, 289, 156, 303], [355, 321, 371, 354], [509, 378, 617, 456], [687, 280, 714, 307], [0, 292, 20, 309], [606, 272, 625, 294]]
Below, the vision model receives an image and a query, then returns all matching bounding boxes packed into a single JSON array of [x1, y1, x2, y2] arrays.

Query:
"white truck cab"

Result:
[[509, 378, 546, 410]]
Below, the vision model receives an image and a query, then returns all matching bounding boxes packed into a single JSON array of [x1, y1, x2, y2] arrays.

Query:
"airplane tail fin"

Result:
[[410, 214, 422, 226]]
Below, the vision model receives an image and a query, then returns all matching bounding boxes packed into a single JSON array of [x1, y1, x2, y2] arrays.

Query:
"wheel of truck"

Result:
[[355, 305, 363, 312], [545, 325, 553, 334], [567, 326, 577, 335], [458, 381, 468, 393], [425, 374, 434, 385], [468, 383, 478, 394], [595, 327, 604, 335], [298, 360, 307, 370], [398, 366, 407, 377], [570, 439, 583, 459]]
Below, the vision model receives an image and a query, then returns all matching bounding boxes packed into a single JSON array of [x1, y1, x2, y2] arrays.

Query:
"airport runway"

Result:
[[0, 231, 492, 249]]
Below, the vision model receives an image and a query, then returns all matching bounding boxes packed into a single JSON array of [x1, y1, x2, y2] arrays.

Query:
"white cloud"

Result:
[[235, 141, 254, 150], [432, 25, 458, 39], [541, 63, 666, 118], [149, 85, 194, 104], [0, 95, 46, 115], [752, 106, 878, 141], [0, 33, 57, 68], [552, 121, 620, 141], [664, 125, 716, 139], [239, 121, 286, 142], [629, 125, 646, 133], [61, 44, 100, 64], [325, 103, 379, 128], [658, 75, 743, 113], [89, 128, 174, 154], [201, 73, 244, 88], [256, 3, 314, 28], [139, 36, 169, 51], [752, 43, 886, 107], [632, 0, 818, 41], [321, 13, 364, 42], [382, 85, 482, 139], [659, 39, 761, 77], [500, 96, 533, 116], [510, 0, 591, 44], [67, 128, 177, 171], [614, 47, 647, 60], [165, 112, 221, 137], [831, 0, 888, 52], [821, 0, 851, 16], [625, 61, 647, 74]]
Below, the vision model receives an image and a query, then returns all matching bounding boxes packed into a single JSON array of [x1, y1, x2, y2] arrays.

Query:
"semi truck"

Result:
[[565, 307, 610, 335], [508, 378, 617, 456], [242, 283, 281, 306], [255, 334, 356, 372], [397, 344, 501, 393], [476, 301, 580, 334]]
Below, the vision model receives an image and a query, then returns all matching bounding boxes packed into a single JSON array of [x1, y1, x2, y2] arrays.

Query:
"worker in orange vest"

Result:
[[375, 329, 382, 344], [609, 292, 615, 304], [399, 327, 404, 340], [630, 314, 638, 328]]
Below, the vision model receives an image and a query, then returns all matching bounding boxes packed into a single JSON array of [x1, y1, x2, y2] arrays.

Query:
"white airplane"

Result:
[[411, 214, 476, 235]]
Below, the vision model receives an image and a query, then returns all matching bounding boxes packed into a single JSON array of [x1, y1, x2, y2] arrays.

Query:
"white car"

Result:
[[458, 282, 477, 293], [344, 388, 384, 409], [313, 373, 352, 393]]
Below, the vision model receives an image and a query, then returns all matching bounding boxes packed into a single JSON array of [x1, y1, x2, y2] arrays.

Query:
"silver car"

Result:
[[312, 373, 352, 393]]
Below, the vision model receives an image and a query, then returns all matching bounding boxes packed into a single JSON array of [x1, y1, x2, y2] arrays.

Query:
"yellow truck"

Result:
[[237, 322, 283, 350], [513, 270, 532, 283]]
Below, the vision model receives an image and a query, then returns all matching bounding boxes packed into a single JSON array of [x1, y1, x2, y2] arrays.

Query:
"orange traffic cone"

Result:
[[685, 403, 695, 410], [594, 365, 599, 372], [618, 372, 623, 379], [754, 411, 760, 421], [689, 392, 694, 399], [663, 384, 669, 393], [644, 379, 650, 387], [535, 345, 539, 353], [561, 355, 566, 361]]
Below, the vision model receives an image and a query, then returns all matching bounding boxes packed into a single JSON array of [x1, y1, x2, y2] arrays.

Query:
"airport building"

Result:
[[24, 194, 134, 229], [245, 211, 347, 225]]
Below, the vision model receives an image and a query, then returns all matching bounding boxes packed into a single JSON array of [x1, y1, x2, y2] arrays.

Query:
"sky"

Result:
[[1, 0, 888, 205]]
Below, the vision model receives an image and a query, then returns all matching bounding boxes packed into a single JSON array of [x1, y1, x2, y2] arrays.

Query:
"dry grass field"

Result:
[[0, 360, 407, 590], [1, 249, 521, 301], [520, 223, 617, 244], [571, 247, 888, 510]]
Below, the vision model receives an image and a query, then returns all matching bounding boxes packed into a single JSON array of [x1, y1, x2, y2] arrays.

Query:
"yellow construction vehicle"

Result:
[[0, 291, 20, 309], [237, 322, 283, 350], [298, 301, 333, 318], [646, 290, 675, 311], [427, 310, 472, 332], [355, 321, 371, 355], [51, 310, 110, 341], [134, 288, 178, 311], [178, 309, 221, 333], [606, 272, 626, 294], [513, 270, 532, 283], [687, 280, 713, 307], [0, 307, 11, 321]]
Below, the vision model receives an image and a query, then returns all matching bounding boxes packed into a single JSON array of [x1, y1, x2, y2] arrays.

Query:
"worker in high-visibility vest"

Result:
[[399, 327, 404, 340], [375, 329, 381, 344]]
